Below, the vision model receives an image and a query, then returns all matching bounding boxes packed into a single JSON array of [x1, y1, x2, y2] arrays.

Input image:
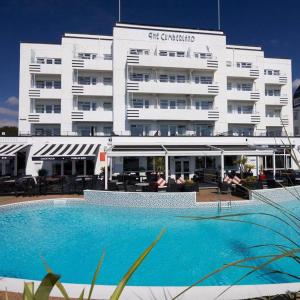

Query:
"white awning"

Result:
[[32, 144, 100, 161], [0, 143, 29, 159]]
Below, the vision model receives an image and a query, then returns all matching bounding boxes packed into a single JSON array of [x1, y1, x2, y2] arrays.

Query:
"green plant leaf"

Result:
[[41, 258, 70, 300], [110, 228, 166, 300], [23, 282, 34, 300], [87, 251, 105, 300], [78, 288, 85, 300], [34, 273, 60, 300]]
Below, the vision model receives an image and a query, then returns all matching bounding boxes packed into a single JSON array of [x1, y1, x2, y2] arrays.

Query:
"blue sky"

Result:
[[0, 0, 299, 126]]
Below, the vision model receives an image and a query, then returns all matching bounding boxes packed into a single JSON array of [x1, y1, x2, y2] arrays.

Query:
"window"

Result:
[[237, 83, 252, 91], [160, 100, 168, 109], [78, 76, 90, 85], [54, 81, 61, 89], [144, 100, 150, 108], [36, 57, 61, 64], [177, 100, 186, 109], [91, 77, 97, 85], [130, 73, 149, 82], [78, 101, 90, 111], [103, 126, 112, 135], [36, 58, 45, 64], [91, 103, 97, 111], [169, 75, 176, 83], [265, 89, 281, 96], [36, 81, 45, 88], [170, 100, 176, 109], [45, 81, 52, 89], [159, 75, 168, 82], [129, 49, 150, 55], [160, 125, 168, 136], [227, 82, 232, 90], [132, 99, 143, 108], [53, 105, 61, 113], [266, 109, 281, 118], [177, 75, 186, 83], [236, 62, 252, 68], [194, 52, 212, 59], [35, 105, 44, 113], [264, 69, 280, 76], [177, 125, 186, 136], [46, 59, 52, 64], [177, 51, 185, 57], [78, 126, 91, 136], [54, 58, 61, 64], [78, 53, 97, 60], [103, 54, 112, 60], [45, 105, 52, 113], [159, 50, 185, 57], [131, 124, 145, 136], [103, 102, 112, 111], [159, 51, 168, 56], [200, 76, 213, 84], [103, 77, 112, 85], [195, 124, 213, 136], [294, 111, 298, 120]]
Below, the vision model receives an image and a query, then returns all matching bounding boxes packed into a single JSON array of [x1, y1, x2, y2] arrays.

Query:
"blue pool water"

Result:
[[0, 200, 299, 286]]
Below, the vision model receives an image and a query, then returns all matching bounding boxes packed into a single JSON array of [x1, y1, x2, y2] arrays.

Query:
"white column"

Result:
[[220, 152, 224, 181], [272, 152, 276, 179], [72, 160, 76, 175], [165, 155, 169, 182], [14, 157, 18, 177], [109, 157, 112, 180], [83, 160, 87, 176], [60, 161, 64, 176], [105, 154, 108, 190]]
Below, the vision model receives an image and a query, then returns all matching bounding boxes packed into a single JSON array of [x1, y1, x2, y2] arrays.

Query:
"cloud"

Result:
[[293, 79, 300, 92], [5, 96, 18, 106], [0, 119, 17, 127], [0, 107, 18, 117]]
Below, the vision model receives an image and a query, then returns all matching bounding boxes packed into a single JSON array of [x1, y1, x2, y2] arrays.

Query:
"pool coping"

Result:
[[1, 276, 300, 300], [1, 194, 299, 299]]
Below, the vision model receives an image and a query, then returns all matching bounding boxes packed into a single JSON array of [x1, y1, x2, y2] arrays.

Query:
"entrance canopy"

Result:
[[0, 143, 30, 160], [32, 143, 100, 161], [107, 144, 275, 157]]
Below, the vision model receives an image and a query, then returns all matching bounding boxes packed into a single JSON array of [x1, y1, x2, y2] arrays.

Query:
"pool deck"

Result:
[[0, 189, 243, 206]]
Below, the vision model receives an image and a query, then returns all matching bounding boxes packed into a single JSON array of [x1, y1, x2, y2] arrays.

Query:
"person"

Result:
[[258, 170, 266, 181]]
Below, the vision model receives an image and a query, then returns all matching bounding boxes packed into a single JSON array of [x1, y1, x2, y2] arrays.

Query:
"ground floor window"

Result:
[[123, 157, 139, 172]]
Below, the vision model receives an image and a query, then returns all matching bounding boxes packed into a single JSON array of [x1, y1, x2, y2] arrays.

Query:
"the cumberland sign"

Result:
[[148, 31, 195, 43]]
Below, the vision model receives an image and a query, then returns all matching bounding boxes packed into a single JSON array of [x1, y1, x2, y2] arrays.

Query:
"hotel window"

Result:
[[177, 75, 186, 83], [160, 100, 168, 109], [159, 51, 168, 56], [177, 125, 186, 136], [177, 100, 186, 109], [103, 126, 112, 135], [195, 124, 213, 136], [177, 51, 185, 57], [227, 82, 232, 90], [236, 62, 252, 68], [194, 76, 212, 84], [103, 77, 112, 85], [78, 53, 97, 60], [78, 76, 91, 85], [103, 102, 112, 111], [53, 105, 61, 113], [129, 49, 150, 55], [78, 101, 90, 111], [159, 75, 168, 82], [170, 100, 176, 109], [45, 81, 52, 89], [78, 126, 92, 136], [130, 73, 149, 82], [132, 99, 144, 108], [91, 103, 97, 111], [237, 83, 252, 91], [54, 81, 61, 89], [35, 105, 44, 113], [169, 75, 176, 83], [45, 105, 52, 113], [194, 52, 212, 59], [54, 58, 62, 64], [36, 57, 61, 64], [160, 125, 169, 136], [264, 69, 280, 76], [36, 81, 45, 88], [266, 109, 281, 118], [130, 124, 149, 136], [265, 89, 280, 96], [36, 58, 45, 64]]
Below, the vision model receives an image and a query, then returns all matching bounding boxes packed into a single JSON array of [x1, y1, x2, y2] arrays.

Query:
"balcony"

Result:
[[227, 113, 261, 124], [127, 81, 219, 96], [227, 90, 260, 101], [126, 107, 219, 121], [72, 58, 112, 71], [27, 113, 62, 124], [29, 63, 62, 74], [264, 74, 287, 85], [29, 88, 62, 99], [227, 67, 259, 79], [265, 115, 288, 126], [127, 54, 218, 70], [264, 95, 289, 106], [72, 84, 113, 96], [71, 110, 113, 122]]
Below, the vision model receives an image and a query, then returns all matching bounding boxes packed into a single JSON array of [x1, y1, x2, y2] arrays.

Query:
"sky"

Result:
[[0, 0, 300, 127]]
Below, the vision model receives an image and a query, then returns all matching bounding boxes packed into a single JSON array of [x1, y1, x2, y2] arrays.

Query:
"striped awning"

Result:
[[0, 143, 29, 159], [32, 144, 100, 161]]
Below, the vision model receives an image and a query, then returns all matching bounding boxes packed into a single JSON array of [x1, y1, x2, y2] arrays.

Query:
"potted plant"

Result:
[[183, 179, 196, 192]]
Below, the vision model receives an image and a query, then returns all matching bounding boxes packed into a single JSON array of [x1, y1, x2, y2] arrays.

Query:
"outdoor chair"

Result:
[[108, 181, 118, 191]]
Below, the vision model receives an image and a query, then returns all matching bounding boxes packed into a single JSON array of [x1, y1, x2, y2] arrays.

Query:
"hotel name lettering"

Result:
[[148, 32, 195, 43]]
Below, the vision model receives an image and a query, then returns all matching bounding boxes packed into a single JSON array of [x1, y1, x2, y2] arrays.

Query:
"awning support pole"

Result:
[[109, 157, 112, 180], [273, 151, 276, 179], [221, 151, 224, 182], [165, 154, 169, 182], [60, 161, 64, 176], [105, 153, 108, 190], [72, 160, 76, 175], [1, 161, 5, 176], [83, 160, 87, 176]]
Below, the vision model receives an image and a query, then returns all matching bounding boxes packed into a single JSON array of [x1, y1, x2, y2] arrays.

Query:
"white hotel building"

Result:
[[1, 22, 298, 180]]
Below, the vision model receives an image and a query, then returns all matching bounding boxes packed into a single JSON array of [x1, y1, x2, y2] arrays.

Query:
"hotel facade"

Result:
[[1, 23, 298, 180]]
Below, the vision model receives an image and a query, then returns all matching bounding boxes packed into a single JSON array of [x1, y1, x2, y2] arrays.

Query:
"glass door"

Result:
[[174, 159, 190, 179]]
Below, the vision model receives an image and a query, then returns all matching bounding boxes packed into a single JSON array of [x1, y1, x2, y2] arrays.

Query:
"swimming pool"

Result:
[[0, 199, 299, 287]]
